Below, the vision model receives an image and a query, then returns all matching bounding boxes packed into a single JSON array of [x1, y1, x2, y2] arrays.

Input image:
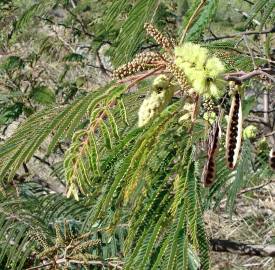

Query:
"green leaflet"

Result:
[[118, 98, 129, 125], [180, 0, 219, 43], [0, 84, 123, 183], [15, 0, 56, 31], [101, 0, 129, 33], [100, 120, 113, 150], [106, 109, 120, 139], [113, 0, 160, 66]]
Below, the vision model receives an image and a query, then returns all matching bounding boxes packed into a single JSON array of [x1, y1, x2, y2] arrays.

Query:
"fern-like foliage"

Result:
[[0, 1, 274, 269], [245, 0, 275, 29], [112, 0, 160, 66], [180, 0, 219, 42], [15, 0, 58, 31]]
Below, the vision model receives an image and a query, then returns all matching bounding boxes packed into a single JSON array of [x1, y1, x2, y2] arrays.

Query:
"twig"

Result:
[[66, 8, 94, 38], [179, 0, 207, 44], [263, 90, 270, 124], [243, 35, 256, 69], [224, 69, 275, 83], [70, 0, 76, 8], [265, 131, 275, 137], [205, 28, 275, 41], [220, 179, 275, 206], [242, 0, 254, 5], [251, 109, 275, 114], [26, 258, 123, 270], [118, 66, 167, 88], [210, 239, 275, 257], [236, 179, 275, 196], [245, 118, 270, 127]]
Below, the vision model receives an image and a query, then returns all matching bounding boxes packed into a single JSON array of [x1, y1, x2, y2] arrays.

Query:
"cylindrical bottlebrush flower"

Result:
[[225, 90, 243, 169], [174, 43, 225, 98], [144, 23, 175, 52], [138, 75, 175, 127], [113, 51, 161, 80]]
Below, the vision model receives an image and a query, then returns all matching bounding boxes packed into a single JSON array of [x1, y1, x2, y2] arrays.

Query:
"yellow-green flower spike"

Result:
[[138, 75, 174, 127], [174, 43, 225, 98]]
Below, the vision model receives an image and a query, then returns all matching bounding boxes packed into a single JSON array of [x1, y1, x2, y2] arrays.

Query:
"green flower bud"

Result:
[[243, 125, 257, 139]]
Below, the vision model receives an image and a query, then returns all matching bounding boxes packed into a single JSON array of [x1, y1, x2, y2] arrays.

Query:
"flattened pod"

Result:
[[202, 119, 221, 187], [269, 147, 275, 170], [226, 92, 243, 169]]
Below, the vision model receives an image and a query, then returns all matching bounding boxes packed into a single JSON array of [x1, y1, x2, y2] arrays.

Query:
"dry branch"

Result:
[[210, 239, 275, 257]]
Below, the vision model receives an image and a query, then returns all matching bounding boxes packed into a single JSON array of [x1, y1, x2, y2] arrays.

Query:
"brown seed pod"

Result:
[[269, 147, 275, 170], [166, 62, 190, 91], [144, 23, 175, 52], [225, 91, 243, 169], [113, 51, 161, 80], [202, 117, 221, 187]]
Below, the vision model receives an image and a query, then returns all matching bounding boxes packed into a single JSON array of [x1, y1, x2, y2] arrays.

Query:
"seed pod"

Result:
[[113, 51, 161, 80], [225, 91, 243, 169], [269, 147, 275, 170], [202, 117, 221, 187], [144, 23, 175, 52]]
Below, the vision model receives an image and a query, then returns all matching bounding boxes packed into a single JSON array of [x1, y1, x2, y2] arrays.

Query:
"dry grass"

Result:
[[205, 182, 275, 269]]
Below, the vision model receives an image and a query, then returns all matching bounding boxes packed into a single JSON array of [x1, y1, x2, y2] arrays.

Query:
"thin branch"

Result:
[[26, 258, 123, 270], [205, 28, 275, 41], [210, 239, 275, 257], [118, 66, 166, 87], [179, 0, 207, 44], [66, 8, 93, 38], [265, 131, 275, 137], [234, 8, 260, 25], [243, 34, 256, 69], [224, 69, 275, 83], [70, 0, 76, 8], [242, 0, 254, 5], [251, 109, 275, 114], [263, 90, 270, 124], [245, 118, 270, 127], [237, 179, 275, 196]]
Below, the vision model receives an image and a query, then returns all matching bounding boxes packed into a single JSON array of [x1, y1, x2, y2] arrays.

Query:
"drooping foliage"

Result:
[[0, 0, 274, 269]]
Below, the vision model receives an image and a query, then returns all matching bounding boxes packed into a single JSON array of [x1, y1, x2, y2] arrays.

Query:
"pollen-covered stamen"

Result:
[[226, 91, 243, 169], [144, 23, 175, 52]]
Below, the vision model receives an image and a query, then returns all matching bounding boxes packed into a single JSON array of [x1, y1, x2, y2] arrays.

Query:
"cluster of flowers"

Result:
[[174, 43, 225, 98]]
